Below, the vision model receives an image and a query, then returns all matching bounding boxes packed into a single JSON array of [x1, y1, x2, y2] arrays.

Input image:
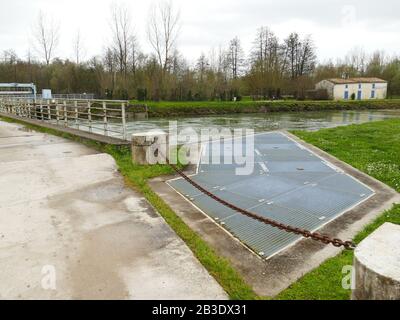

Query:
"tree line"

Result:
[[1, 2, 400, 101]]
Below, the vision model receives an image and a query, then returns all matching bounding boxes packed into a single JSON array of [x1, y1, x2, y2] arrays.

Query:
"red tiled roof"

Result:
[[326, 77, 387, 84]]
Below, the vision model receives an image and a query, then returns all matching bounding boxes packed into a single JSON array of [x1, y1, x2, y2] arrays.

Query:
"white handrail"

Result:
[[0, 97, 129, 141]]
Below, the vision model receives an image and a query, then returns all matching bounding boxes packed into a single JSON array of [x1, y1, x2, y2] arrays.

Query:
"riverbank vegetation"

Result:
[[143, 99, 400, 116], [2, 3, 400, 102]]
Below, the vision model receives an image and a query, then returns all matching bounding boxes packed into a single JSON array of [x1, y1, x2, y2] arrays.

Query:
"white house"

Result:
[[315, 77, 387, 100]]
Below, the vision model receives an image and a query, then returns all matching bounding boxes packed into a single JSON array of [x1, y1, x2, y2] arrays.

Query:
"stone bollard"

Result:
[[131, 131, 169, 165], [352, 222, 400, 300]]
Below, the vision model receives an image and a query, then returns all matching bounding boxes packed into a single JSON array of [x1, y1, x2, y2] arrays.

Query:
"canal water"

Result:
[[125, 109, 400, 136], [66, 109, 400, 140]]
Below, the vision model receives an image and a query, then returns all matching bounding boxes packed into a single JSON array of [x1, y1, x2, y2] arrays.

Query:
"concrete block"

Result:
[[131, 131, 169, 165], [352, 222, 400, 300]]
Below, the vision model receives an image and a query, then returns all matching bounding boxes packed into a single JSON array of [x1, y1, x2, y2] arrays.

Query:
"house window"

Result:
[[358, 83, 362, 89], [372, 83, 376, 89], [345, 84, 348, 89]]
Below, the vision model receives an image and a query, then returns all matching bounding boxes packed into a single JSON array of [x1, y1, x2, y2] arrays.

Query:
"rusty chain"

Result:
[[167, 161, 356, 250]]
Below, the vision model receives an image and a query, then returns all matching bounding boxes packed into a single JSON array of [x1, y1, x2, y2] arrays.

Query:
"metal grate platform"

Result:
[[168, 132, 374, 259]]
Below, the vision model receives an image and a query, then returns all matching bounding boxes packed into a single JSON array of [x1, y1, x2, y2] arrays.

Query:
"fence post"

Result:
[[88, 101, 92, 133], [40, 102, 44, 121], [121, 102, 127, 140], [63, 101, 68, 127], [56, 104, 60, 125], [103, 101, 108, 136], [74, 101, 79, 129], [47, 100, 50, 120]]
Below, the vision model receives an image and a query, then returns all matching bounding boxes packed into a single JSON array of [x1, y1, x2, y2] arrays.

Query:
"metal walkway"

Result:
[[168, 132, 374, 259]]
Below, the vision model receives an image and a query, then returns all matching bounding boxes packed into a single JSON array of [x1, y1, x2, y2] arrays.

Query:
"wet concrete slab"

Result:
[[0, 120, 227, 300]]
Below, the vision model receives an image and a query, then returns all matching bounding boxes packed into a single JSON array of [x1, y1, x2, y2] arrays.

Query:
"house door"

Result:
[[357, 91, 362, 100], [344, 91, 349, 100]]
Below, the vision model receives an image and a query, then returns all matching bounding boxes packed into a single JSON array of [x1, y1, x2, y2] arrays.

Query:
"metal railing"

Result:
[[0, 97, 128, 140], [36, 93, 95, 100]]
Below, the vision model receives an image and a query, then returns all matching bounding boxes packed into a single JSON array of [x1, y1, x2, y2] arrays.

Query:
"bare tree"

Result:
[[216, 46, 229, 81], [298, 36, 316, 76], [73, 30, 85, 65], [366, 51, 386, 76], [282, 33, 300, 79], [104, 48, 115, 72], [227, 37, 244, 79], [2, 50, 18, 64], [196, 53, 209, 82], [346, 47, 367, 75], [208, 47, 218, 72], [282, 33, 316, 79], [250, 27, 280, 98], [33, 11, 59, 65], [110, 3, 134, 79], [147, 1, 180, 72], [251, 27, 279, 69], [129, 35, 139, 74]]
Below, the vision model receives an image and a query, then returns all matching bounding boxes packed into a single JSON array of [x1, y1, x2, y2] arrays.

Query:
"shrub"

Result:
[[137, 88, 147, 101]]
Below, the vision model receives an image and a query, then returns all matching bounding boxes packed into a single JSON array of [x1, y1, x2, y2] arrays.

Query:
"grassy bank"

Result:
[[0, 115, 257, 300], [278, 118, 400, 300], [141, 99, 400, 117]]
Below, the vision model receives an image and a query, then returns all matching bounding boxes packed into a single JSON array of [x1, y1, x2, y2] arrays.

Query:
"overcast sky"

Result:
[[1, 0, 400, 64]]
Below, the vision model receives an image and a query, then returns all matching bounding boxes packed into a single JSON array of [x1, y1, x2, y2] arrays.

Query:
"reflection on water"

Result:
[[125, 109, 400, 135]]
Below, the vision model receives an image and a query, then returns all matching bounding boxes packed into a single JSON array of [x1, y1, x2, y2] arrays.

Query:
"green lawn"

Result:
[[293, 119, 400, 192], [277, 118, 400, 300]]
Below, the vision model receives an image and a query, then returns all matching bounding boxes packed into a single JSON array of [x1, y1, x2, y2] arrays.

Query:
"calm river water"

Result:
[[125, 109, 400, 136]]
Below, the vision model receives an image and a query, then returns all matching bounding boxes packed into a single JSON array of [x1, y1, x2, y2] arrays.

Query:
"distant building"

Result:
[[0, 83, 37, 100], [315, 78, 387, 100]]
